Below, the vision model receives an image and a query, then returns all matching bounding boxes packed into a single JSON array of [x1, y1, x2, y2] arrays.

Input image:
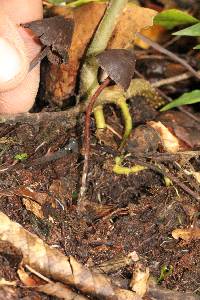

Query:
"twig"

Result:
[[129, 158, 200, 202], [25, 148, 76, 169], [78, 78, 110, 205], [162, 35, 180, 48], [148, 281, 200, 300], [25, 264, 51, 283], [0, 103, 87, 126], [152, 71, 197, 88], [106, 124, 122, 139], [136, 32, 200, 80], [146, 151, 200, 162]]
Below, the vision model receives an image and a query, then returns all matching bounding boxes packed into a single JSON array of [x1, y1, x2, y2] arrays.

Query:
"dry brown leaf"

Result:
[[108, 3, 157, 49], [172, 227, 200, 241], [22, 198, 44, 219], [18, 268, 39, 286], [0, 212, 141, 300], [0, 278, 16, 286], [192, 172, 200, 184], [135, 25, 165, 49], [158, 111, 200, 149], [13, 186, 50, 206], [147, 279, 200, 300], [11, 186, 57, 219], [130, 265, 150, 297], [45, 3, 106, 105], [149, 121, 180, 153], [45, 2, 156, 105], [36, 282, 88, 300], [18, 267, 87, 300]]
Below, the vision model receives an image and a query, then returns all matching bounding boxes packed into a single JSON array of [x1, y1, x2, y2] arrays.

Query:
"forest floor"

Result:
[[0, 0, 200, 299]]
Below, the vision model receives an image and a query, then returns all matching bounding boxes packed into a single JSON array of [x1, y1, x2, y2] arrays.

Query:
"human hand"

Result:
[[0, 0, 43, 113]]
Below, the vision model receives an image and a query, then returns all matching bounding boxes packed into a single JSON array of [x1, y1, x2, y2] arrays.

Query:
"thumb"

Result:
[[0, 11, 29, 92], [0, 0, 43, 114]]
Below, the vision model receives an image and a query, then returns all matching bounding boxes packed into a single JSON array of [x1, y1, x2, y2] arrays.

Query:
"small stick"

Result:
[[129, 158, 200, 202], [136, 32, 200, 81], [78, 77, 110, 205], [0, 102, 87, 125], [106, 124, 122, 139], [152, 71, 197, 88]]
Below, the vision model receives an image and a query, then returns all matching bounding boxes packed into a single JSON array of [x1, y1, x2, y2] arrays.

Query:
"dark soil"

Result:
[[0, 96, 199, 299], [1, 1, 200, 298]]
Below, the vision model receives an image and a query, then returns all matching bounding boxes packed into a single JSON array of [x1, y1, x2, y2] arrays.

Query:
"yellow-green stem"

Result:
[[94, 105, 106, 129], [113, 156, 146, 175], [117, 97, 132, 148]]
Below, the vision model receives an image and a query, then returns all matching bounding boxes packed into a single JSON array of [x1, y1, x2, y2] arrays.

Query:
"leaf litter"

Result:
[[0, 0, 200, 299]]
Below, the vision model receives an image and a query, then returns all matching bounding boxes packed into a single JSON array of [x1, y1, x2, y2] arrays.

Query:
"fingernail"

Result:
[[0, 37, 22, 84]]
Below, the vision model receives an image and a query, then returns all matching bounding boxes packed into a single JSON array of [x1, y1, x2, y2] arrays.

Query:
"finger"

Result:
[[0, 11, 29, 92], [0, 0, 43, 113]]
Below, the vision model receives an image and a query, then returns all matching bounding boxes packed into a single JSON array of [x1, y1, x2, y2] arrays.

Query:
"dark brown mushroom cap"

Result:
[[22, 16, 74, 64], [97, 49, 136, 90]]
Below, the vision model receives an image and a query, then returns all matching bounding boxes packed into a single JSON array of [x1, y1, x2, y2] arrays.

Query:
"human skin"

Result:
[[0, 0, 43, 113]]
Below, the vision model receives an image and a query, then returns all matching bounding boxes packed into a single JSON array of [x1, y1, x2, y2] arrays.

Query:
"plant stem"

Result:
[[78, 0, 130, 204], [81, 0, 128, 96], [113, 156, 146, 175], [87, 0, 128, 56], [94, 105, 106, 129], [80, 0, 131, 139], [66, 0, 106, 8], [117, 97, 132, 149], [79, 78, 110, 204]]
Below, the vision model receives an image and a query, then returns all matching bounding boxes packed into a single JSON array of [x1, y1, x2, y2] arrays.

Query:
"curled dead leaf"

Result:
[[149, 121, 180, 153], [172, 227, 200, 242], [22, 198, 44, 219], [130, 265, 150, 297], [18, 267, 87, 300], [18, 268, 39, 286], [0, 279, 16, 287], [108, 3, 157, 49], [158, 111, 200, 149], [36, 282, 88, 300]]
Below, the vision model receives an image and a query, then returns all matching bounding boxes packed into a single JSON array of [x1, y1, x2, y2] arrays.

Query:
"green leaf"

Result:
[[66, 0, 105, 8], [48, 0, 65, 4], [193, 44, 200, 49], [14, 153, 28, 161], [157, 265, 173, 284], [160, 90, 200, 111], [173, 22, 200, 36], [154, 9, 199, 30]]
